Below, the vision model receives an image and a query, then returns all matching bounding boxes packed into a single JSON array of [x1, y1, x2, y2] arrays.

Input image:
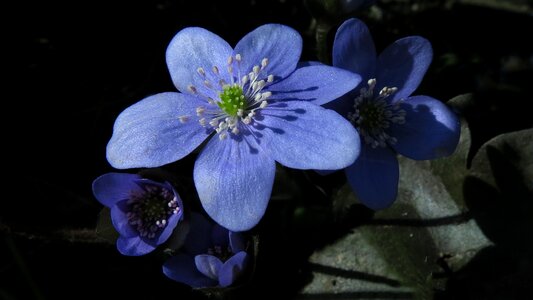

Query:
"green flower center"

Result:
[[218, 84, 247, 116]]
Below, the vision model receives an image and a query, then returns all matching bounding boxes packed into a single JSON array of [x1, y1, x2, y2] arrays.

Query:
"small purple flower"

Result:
[[329, 18, 461, 209], [163, 213, 249, 288], [106, 24, 361, 231], [92, 173, 184, 256]]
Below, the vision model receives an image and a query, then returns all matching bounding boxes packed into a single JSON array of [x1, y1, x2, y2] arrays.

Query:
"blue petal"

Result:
[[154, 206, 184, 246], [388, 95, 461, 160], [345, 145, 399, 210], [183, 212, 213, 255], [163, 254, 217, 288], [195, 254, 223, 281], [110, 201, 137, 237], [376, 36, 433, 101], [166, 27, 233, 100], [256, 101, 360, 170], [267, 64, 361, 105], [218, 251, 249, 287], [92, 173, 141, 207], [116, 236, 156, 256], [153, 183, 184, 246], [333, 18, 376, 82], [234, 24, 302, 82], [106, 92, 210, 169], [193, 134, 276, 232], [229, 232, 246, 252]]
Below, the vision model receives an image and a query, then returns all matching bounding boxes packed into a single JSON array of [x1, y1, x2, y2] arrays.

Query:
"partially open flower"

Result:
[[92, 173, 184, 256], [163, 213, 249, 288]]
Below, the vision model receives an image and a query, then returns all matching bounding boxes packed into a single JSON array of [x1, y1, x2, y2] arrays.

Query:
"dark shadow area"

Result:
[[437, 131, 533, 299], [308, 263, 401, 287]]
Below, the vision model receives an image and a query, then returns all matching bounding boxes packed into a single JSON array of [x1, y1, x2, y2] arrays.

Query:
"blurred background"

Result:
[[4, 0, 533, 299]]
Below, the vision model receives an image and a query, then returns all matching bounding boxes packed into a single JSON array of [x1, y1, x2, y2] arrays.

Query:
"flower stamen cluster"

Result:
[[348, 78, 406, 148], [180, 54, 274, 140]]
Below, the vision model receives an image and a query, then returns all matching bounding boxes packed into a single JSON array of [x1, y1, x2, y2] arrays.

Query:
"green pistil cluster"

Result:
[[218, 84, 246, 116]]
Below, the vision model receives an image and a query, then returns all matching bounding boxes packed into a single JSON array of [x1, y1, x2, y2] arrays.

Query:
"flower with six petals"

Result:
[[106, 24, 361, 231]]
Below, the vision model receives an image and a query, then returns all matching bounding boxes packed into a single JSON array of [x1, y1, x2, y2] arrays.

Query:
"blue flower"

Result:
[[106, 24, 361, 231], [92, 173, 184, 256], [329, 18, 461, 209], [163, 213, 249, 288]]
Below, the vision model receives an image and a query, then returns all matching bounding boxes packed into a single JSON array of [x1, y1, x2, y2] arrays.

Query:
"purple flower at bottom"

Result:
[[92, 173, 184, 256], [328, 18, 461, 209], [163, 213, 249, 288]]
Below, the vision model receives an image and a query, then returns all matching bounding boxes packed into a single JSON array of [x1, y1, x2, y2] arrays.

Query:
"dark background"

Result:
[[3, 0, 532, 299]]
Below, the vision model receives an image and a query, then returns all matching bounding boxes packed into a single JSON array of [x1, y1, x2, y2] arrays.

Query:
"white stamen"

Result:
[[219, 132, 227, 140], [197, 67, 205, 77], [179, 116, 189, 123], [232, 127, 240, 134], [262, 91, 272, 99], [267, 75, 274, 83], [253, 65, 260, 74], [196, 106, 205, 116], [209, 119, 219, 127], [212, 66, 219, 75], [187, 85, 197, 94], [235, 54, 242, 62], [261, 58, 269, 68], [260, 100, 268, 108]]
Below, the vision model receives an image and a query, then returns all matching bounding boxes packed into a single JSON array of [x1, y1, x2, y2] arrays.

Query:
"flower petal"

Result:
[[154, 206, 184, 246], [92, 173, 141, 207], [255, 101, 360, 170], [166, 27, 232, 99], [376, 36, 433, 101], [183, 212, 213, 255], [333, 18, 376, 82], [218, 251, 249, 287], [111, 201, 137, 237], [163, 253, 217, 288], [116, 236, 156, 256], [106, 92, 210, 169], [234, 24, 302, 82], [194, 134, 276, 232], [388, 95, 461, 160], [345, 145, 399, 210], [195, 254, 223, 281], [267, 64, 361, 105]]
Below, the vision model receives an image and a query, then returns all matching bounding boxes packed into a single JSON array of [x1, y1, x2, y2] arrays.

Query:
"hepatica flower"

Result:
[[163, 213, 249, 288], [92, 173, 184, 256], [329, 18, 460, 209], [106, 24, 361, 231]]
